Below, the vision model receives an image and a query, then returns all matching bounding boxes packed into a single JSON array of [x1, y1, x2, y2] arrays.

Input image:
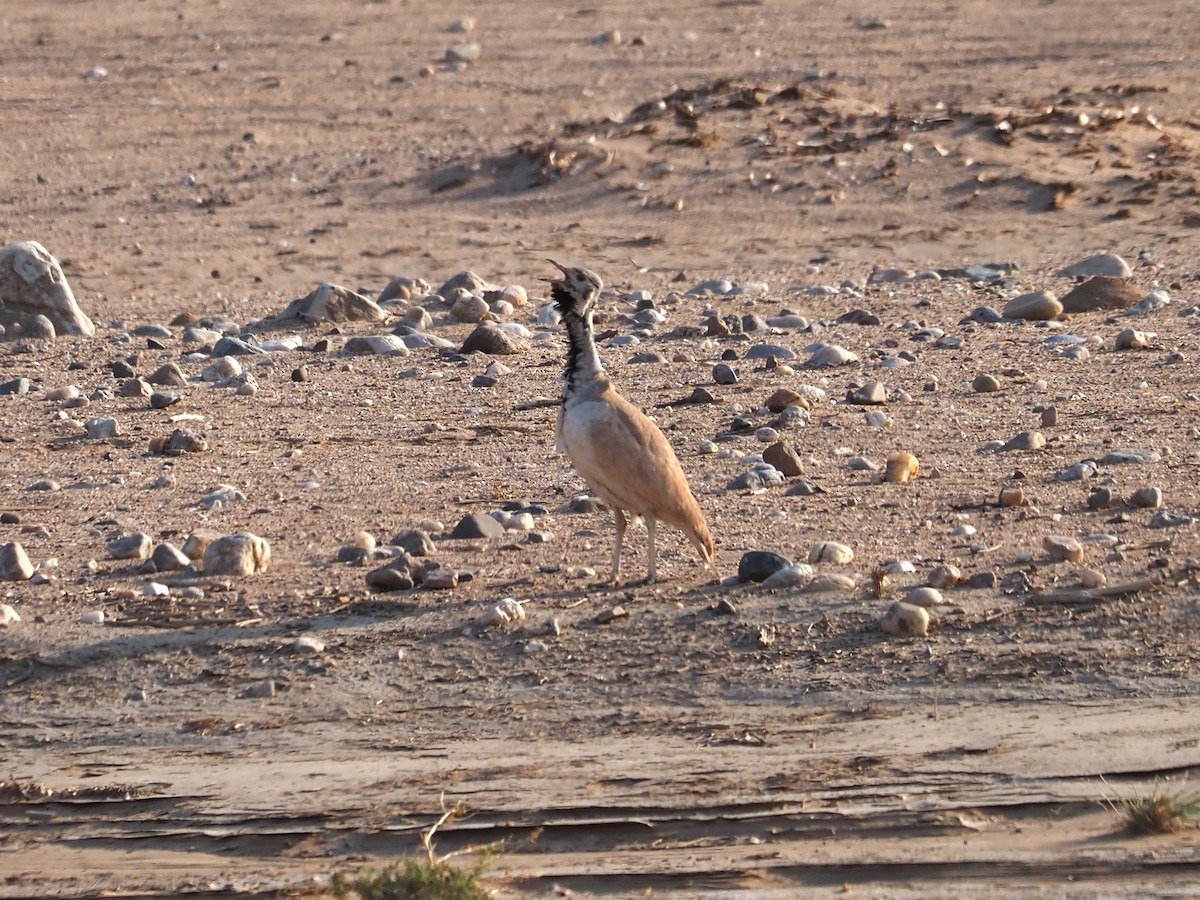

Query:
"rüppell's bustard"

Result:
[[547, 259, 714, 584]]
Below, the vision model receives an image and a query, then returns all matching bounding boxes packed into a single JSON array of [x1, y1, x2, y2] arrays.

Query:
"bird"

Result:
[[546, 259, 714, 584]]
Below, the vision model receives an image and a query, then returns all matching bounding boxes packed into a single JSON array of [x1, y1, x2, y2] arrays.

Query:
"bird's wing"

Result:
[[562, 391, 704, 526]]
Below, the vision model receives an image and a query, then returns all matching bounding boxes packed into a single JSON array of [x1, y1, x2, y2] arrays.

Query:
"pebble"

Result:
[[476, 597, 525, 628], [1126, 289, 1170, 315], [1003, 290, 1061, 321], [449, 512, 506, 539], [27, 480, 59, 493], [629, 352, 666, 364], [1130, 486, 1163, 509], [343, 335, 410, 356], [884, 452, 919, 484], [1055, 460, 1098, 482], [366, 561, 415, 591], [594, 605, 628, 625], [25, 314, 56, 340], [108, 532, 152, 561], [760, 564, 815, 588], [803, 574, 857, 593], [390, 528, 434, 556], [712, 363, 738, 385], [807, 343, 859, 367], [972, 373, 1002, 393], [762, 441, 804, 477], [847, 456, 881, 472], [688, 279, 734, 296], [784, 479, 824, 496], [1098, 448, 1159, 465], [765, 389, 807, 413], [85, 416, 120, 439], [144, 581, 169, 598], [1057, 252, 1132, 278], [1044, 535, 1085, 563], [998, 486, 1026, 507], [966, 571, 998, 589], [150, 428, 209, 455], [835, 308, 880, 326], [285, 282, 384, 323], [80, 609, 106, 625], [450, 293, 489, 323], [461, 322, 528, 355], [181, 532, 216, 560], [212, 335, 266, 357], [46, 385, 80, 402], [445, 42, 481, 62], [1041, 406, 1058, 427], [0, 603, 20, 627], [118, 376, 148, 398], [737, 550, 793, 583], [1079, 568, 1107, 589], [292, 635, 325, 655], [726, 463, 784, 491], [197, 484, 246, 509], [774, 404, 809, 428], [999, 430, 1045, 452], [904, 586, 945, 607], [1149, 510, 1195, 529], [203, 357, 242, 382], [847, 381, 885, 405], [880, 602, 929, 637], [964, 306, 1005, 325], [1114, 328, 1154, 351], [203, 532, 271, 576], [150, 391, 182, 409], [0, 543, 34, 581], [1087, 486, 1114, 510], [767, 314, 809, 329], [809, 541, 853, 565], [150, 542, 190, 572], [504, 512, 535, 532], [1059, 277, 1141, 313], [0, 378, 34, 395], [751, 427, 778, 444], [928, 564, 961, 589], [245, 680, 276, 699], [148, 363, 187, 387]]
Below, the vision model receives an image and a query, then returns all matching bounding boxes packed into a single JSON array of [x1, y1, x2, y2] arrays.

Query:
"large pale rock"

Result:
[[282, 283, 385, 324], [0, 242, 95, 337], [1057, 253, 1132, 279], [203, 532, 271, 576], [0, 543, 34, 581]]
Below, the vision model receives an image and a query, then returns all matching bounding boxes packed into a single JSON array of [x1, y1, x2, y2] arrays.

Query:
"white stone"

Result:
[[0, 241, 95, 337]]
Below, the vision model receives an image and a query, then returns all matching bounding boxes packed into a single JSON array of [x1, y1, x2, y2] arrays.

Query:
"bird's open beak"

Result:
[[544, 258, 570, 284]]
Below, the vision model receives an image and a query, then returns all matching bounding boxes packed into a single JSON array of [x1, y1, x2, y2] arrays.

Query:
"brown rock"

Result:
[[203, 532, 271, 576], [1059, 277, 1142, 313], [762, 440, 804, 477], [764, 388, 808, 414], [1043, 535, 1085, 563], [884, 452, 919, 483]]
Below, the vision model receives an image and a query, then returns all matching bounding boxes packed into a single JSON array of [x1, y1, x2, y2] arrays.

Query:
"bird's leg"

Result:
[[645, 515, 658, 584], [607, 508, 627, 585]]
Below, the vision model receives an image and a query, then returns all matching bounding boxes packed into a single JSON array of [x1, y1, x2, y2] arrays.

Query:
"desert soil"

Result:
[[3, 0, 1200, 896]]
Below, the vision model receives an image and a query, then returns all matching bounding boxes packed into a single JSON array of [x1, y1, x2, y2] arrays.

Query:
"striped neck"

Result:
[[562, 309, 605, 398]]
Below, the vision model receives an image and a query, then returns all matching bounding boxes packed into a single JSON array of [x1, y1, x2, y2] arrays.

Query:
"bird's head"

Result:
[[546, 259, 603, 318]]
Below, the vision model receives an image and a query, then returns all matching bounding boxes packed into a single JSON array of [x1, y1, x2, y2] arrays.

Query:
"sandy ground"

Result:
[[2, 0, 1200, 896]]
